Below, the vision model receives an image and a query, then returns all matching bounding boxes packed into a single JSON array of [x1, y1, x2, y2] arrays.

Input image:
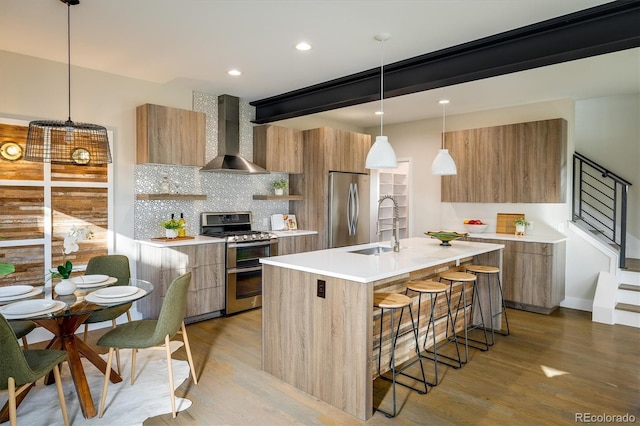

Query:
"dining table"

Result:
[[0, 277, 153, 421]]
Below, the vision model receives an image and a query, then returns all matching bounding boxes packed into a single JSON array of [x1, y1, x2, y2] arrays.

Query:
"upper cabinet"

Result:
[[136, 103, 206, 167], [253, 124, 303, 173], [305, 127, 372, 174], [441, 118, 567, 203]]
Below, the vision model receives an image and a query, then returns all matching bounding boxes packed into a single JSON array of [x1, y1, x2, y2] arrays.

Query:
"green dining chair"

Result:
[[10, 320, 37, 349], [82, 254, 132, 373], [0, 314, 69, 426], [97, 272, 198, 419]]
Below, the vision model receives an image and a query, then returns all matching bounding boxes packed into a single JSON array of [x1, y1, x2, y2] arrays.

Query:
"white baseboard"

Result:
[[560, 297, 593, 312]]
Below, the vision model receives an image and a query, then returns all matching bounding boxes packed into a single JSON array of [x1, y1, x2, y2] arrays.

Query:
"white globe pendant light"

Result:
[[366, 33, 397, 170], [431, 99, 457, 175]]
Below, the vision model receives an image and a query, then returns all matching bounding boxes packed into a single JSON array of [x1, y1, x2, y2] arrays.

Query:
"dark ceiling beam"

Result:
[[251, 0, 640, 124]]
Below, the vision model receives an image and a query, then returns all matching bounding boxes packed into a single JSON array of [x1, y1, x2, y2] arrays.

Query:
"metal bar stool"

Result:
[[465, 264, 510, 345], [438, 271, 490, 363], [404, 280, 462, 386], [374, 292, 428, 418]]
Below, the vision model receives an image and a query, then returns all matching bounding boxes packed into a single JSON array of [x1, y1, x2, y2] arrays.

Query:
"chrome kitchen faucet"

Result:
[[377, 195, 400, 252]]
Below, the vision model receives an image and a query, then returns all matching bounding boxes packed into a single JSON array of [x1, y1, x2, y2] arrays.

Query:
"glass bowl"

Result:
[[425, 231, 468, 246]]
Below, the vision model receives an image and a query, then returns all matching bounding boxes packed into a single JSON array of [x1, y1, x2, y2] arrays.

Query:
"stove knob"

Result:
[[243, 234, 249, 240], [251, 234, 257, 240]]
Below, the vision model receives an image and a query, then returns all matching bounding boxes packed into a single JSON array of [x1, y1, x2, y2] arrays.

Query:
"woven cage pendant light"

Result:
[[24, 0, 112, 165], [431, 99, 457, 175], [365, 33, 397, 170]]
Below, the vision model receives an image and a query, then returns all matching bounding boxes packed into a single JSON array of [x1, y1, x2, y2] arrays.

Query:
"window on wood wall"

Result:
[[0, 118, 113, 287]]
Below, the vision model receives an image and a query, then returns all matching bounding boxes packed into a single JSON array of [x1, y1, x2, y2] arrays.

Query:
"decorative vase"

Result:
[[274, 188, 284, 196], [55, 278, 76, 295], [165, 228, 178, 239], [515, 224, 526, 236]]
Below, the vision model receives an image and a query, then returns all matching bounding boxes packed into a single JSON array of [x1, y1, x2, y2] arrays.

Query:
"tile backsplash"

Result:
[[134, 91, 289, 239]]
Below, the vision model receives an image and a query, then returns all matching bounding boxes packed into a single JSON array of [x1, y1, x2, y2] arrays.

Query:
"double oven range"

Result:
[[200, 212, 278, 315]]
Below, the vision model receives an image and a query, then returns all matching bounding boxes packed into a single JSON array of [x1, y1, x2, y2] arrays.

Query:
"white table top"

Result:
[[260, 237, 504, 283]]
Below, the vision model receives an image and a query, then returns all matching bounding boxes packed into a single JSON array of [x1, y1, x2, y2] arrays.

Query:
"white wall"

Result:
[[575, 94, 640, 258]]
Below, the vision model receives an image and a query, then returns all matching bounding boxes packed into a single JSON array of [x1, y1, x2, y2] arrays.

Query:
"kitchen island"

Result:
[[260, 237, 504, 420]]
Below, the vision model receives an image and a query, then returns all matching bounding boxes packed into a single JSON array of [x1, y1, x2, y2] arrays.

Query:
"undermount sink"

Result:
[[348, 246, 394, 255]]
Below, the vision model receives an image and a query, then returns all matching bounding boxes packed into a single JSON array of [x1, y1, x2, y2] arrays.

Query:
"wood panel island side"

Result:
[[260, 237, 504, 420]]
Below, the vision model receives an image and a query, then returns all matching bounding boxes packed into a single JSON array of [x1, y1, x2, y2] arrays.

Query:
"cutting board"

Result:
[[496, 213, 525, 234], [151, 236, 195, 242]]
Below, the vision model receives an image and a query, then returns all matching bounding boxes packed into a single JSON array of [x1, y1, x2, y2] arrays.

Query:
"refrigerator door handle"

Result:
[[347, 183, 357, 236], [352, 182, 360, 235]]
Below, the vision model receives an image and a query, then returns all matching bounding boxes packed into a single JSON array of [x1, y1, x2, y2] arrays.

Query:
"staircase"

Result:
[[615, 260, 640, 328], [572, 153, 638, 327]]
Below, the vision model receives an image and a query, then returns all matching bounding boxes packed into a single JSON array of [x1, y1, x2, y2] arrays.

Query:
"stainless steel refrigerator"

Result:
[[328, 171, 370, 248]]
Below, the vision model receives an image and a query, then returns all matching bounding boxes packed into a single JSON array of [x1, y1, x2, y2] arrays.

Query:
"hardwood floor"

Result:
[[134, 307, 639, 425]]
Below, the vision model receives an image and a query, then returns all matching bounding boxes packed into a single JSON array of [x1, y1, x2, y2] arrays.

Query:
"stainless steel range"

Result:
[[200, 212, 278, 315]]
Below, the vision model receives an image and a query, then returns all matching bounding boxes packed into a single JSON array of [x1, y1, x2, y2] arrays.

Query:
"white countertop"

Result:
[[271, 229, 318, 237], [260, 237, 504, 283], [466, 231, 567, 244], [137, 235, 224, 247]]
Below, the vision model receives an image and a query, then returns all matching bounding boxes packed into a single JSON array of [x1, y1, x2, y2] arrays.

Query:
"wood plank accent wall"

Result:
[[51, 187, 108, 268], [0, 120, 111, 289], [0, 186, 44, 240], [441, 118, 567, 203], [0, 245, 44, 287], [0, 123, 44, 180]]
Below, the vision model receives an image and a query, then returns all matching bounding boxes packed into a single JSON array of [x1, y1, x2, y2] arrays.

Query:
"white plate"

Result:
[[85, 288, 146, 305], [0, 300, 66, 319], [0, 287, 44, 302], [0, 299, 56, 315], [71, 274, 110, 285], [92, 286, 139, 299], [75, 276, 118, 289], [0, 285, 34, 298]]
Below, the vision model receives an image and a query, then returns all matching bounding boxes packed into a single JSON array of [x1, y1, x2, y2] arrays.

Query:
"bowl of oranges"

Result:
[[463, 219, 488, 233]]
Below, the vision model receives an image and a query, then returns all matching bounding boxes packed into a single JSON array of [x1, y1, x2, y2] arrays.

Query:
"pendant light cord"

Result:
[[379, 38, 384, 137], [441, 102, 446, 149], [67, 1, 72, 123]]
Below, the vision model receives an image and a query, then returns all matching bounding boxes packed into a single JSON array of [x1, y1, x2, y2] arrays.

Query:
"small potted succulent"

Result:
[[161, 218, 182, 239], [514, 217, 530, 236], [272, 178, 288, 196]]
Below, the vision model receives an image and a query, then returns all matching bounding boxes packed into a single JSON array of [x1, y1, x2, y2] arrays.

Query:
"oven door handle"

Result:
[[227, 240, 276, 249], [227, 266, 263, 274]]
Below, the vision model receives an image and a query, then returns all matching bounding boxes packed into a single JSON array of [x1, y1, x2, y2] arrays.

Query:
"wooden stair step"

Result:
[[615, 303, 640, 314], [619, 284, 640, 292], [624, 258, 640, 273]]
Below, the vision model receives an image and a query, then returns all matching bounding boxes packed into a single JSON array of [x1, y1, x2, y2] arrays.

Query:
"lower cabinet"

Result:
[[277, 234, 317, 256], [468, 237, 566, 314], [137, 242, 225, 321]]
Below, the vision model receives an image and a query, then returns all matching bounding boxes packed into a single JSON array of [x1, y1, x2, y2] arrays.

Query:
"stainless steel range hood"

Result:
[[200, 94, 269, 174]]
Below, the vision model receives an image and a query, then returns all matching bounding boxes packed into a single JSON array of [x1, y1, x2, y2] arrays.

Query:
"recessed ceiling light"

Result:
[[295, 42, 312, 51], [439, 99, 450, 104], [375, 111, 384, 115], [228, 69, 242, 76]]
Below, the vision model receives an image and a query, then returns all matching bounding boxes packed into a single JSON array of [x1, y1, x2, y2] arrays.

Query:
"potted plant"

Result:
[[514, 217, 530, 236], [162, 218, 182, 239], [273, 178, 288, 196]]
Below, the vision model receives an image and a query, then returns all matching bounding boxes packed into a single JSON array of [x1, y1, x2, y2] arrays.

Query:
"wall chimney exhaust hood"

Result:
[[200, 94, 269, 174]]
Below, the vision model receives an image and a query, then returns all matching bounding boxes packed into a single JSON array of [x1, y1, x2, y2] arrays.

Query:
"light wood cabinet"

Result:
[[442, 118, 567, 203], [136, 103, 206, 167], [290, 127, 372, 250], [253, 125, 303, 173], [467, 237, 566, 314], [136, 242, 225, 322], [277, 234, 317, 256]]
